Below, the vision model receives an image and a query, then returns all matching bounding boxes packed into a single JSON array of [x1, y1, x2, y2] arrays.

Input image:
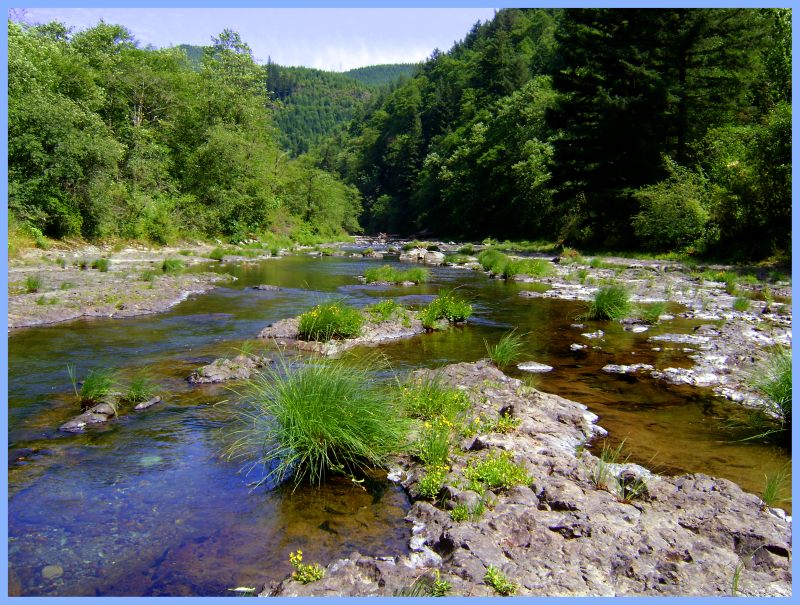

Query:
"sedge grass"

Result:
[[761, 465, 791, 509], [226, 356, 410, 487], [161, 258, 185, 274], [363, 264, 429, 284], [582, 285, 633, 320], [419, 290, 473, 329], [124, 372, 158, 403], [67, 364, 118, 405], [398, 378, 471, 422], [751, 347, 792, 441], [25, 275, 42, 293], [297, 301, 363, 341], [485, 330, 526, 368]]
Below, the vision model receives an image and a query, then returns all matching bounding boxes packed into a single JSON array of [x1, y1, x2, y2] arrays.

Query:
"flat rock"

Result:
[[517, 361, 553, 373], [134, 396, 162, 410], [59, 412, 110, 432], [602, 363, 654, 375], [187, 355, 272, 384], [41, 565, 63, 580]]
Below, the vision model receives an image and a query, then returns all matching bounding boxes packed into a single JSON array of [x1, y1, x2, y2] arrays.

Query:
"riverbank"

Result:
[[266, 361, 791, 597]]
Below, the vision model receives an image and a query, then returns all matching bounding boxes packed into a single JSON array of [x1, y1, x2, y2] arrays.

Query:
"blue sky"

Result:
[[13, 7, 499, 71]]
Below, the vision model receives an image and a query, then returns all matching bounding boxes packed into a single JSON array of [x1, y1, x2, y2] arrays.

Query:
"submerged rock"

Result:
[[59, 400, 117, 432], [602, 363, 654, 375], [187, 355, 272, 384], [134, 396, 162, 410]]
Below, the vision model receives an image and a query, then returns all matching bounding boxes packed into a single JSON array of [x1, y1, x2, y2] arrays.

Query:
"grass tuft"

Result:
[[399, 379, 471, 421], [91, 258, 110, 272], [638, 301, 667, 324], [582, 284, 632, 320], [124, 372, 158, 403], [752, 347, 792, 439], [226, 356, 409, 487], [485, 330, 526, 367], [363, 264, 429, 284], [68, 364, 118, 406], [161, 258, 185, 274], [297, 301, 363, 341], [419, 290, 473, 329], [733, 297, 750, 312], [484, 565, 517, 596], [25, 275, 42, 293], [464, 451, 531, 492]]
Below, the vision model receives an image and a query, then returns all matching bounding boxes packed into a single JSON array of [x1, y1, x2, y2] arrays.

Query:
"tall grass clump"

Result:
[[124, 372, 158, 403], [208, 247, 228, 261], [419, 290, 473, 329], [752, 347, 792, 440], [582, 284, 632, 320], [477, 249, 507, 273], [25, 274, 42, 293], [91, 258, 110, 272], [226, 357, 409, 486], [161, 258, 185, 274], [485, 330, 526, 367], [501, 258, 554, 279], [399, 379, 471, 421], [761, 465, 791, 510], [733, 297, 750, 312], [297, 301, 363, 341], [638, 301, 667, 324], [364, 264, 429, 284], [67, 364, 118, 406], [365, 299, 405, 322]]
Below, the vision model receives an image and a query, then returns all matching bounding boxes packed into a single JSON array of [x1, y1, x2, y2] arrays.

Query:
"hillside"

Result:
[[342, 63, 418, 87]]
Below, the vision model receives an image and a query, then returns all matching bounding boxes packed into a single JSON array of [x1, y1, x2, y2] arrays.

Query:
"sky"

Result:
[[14, 7, 499, 71]]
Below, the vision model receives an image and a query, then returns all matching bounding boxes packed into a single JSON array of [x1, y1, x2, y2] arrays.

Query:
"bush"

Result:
[[227, 357, 409, 486], [297, 301, 363, 341], [419, 291, 473, 329], [161, 258, 185, 274], [363, 264, 429, 284], [583, 285, 632, 320], [477, 249, 507, 273], [25, 275, 42, 293], [485, 330, 526, 367], [91, 258, 110, 272], [464, 451, 531, 492]]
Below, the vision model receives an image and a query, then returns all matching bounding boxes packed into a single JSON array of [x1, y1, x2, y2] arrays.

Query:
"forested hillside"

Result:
[[322, 8, 790, 259], [8, 23, 361, 243], [343, 63, 418, 87]]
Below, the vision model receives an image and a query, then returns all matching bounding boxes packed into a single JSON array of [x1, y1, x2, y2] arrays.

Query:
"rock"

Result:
[[649, 333, 710, 346], [517, 361, 553, 373], [88, 402, 116, 416], [59, 412, 111, 432], [570, 343, 587, 351], [582, 330, 604, 339], [602, 363, 654, 375], [258, 317, 300, 340], [187, 355, 272, 384], [134, 395, 162, 410], [625, 325, 649, 333], [41, 565, 63, 580], [251, 284, 281, 291]]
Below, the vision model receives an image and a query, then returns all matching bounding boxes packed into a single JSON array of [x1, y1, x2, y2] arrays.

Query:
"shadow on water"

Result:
[[8, 256, 791, 595]]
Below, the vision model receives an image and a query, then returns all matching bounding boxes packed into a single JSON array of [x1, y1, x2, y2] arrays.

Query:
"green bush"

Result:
[[364, 264, 429, 284], [227, 357, 409, 486], [161, 258, 185, 274], [25, 275, 42, 293], [501, 258, 554, 279], [365, 299, 404, 322], [91, 257, 110, 272], [464, 451, 531, 491], [477, 249, 507, 273], [419, 291, 473, 329], [297, 301, 363, 341], [583, 285, 632, 320], [485, 330, 526, 367], [458, 244, 475, 255]]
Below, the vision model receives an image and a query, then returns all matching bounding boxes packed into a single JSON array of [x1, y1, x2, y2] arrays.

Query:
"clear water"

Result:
[[7, 256, 790, 595]]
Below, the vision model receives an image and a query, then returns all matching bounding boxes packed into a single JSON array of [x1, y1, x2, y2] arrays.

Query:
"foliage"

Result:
[[289, 550, 325, 584], [478, 249, 508, 273], [733, 297, 750, 312], [484, 565, 517, 596], [501, 258, 554, 279], [226, 356, 409, 486], [582, 285, 633, 320], [464, 451, 531, 492], [419, 291, 473, 329], [416, 416, 453, 468], [485, 330, 526, 367], [297, 301, 363, 341], [444, 253, 471, 264], [450, 500, 486, 522], [399, 379, 471, 421], [91, 257, 110, 272], [429, 570, 452, 597], [124, 372, 157, 403], [417, 465, 448, 500], [343, 63, 418, 87], [208, 247, 227, 261], [751, 347, 791, 440], [161, 258, 185, 274], [637, 301, 667, 324], [363, 264, 428, 284], [761, 465, 791, 509], [364, 299, 404, 323], [67, 364, 118, 405], [25, 275, 42, 293]]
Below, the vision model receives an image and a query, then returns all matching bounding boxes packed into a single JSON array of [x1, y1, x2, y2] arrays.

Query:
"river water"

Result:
[[7, 255, 790, 596]]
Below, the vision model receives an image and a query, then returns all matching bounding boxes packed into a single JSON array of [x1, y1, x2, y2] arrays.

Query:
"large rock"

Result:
[[187, 354, 272, 384]]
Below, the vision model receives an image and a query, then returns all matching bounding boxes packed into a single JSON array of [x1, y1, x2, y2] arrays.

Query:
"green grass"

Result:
[[464, 451, 531, 492], [226, 357, 409, 487], [401, 240, 425, 251], [364, 299, 405, 323], [582, 285, 633, 320], [761, 465, 791, 509], [485, 330, 526, 367], [140, 270, 157, 282], [733, 297, 750, 312], [59, 281, 74, 290], [477, 249, 507, 273], [124, 372, 158, 403], [25, 275, 42, 293], [501, 258, 554, 279], [450, 500, 485, 522], [419, 290, 473, 329], [91, 258, 110, 272], [637, 301, 667, 324], [444, 253, 471, 264], [752, 347, 792, 438], [297, 301, 364, 341], [161, 258, 185, 274], [587, 439, 627, 491], [458, 244, 475, 255], [289, 550, 326, 584], [208, 247, 228, 261], [417, 465, 448, 499], [416, 416, 453, 467], [67, 364, 118, 406], [363, 264, 429, 284], [484, 565, 517, 596], [35, 295, 57, 305], [398, 379, 471, 421]]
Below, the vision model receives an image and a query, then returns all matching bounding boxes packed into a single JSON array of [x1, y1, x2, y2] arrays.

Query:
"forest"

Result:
[[7, 8, 792, 261]]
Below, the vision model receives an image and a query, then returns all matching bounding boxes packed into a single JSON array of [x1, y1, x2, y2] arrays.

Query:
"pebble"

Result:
[[42, 565, 63, 580]]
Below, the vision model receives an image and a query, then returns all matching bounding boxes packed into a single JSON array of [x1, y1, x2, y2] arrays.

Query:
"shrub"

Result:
[[417, 465, 448, 499], [363, 264, 429, 284], [477, 249, 507, 273], [161, 258, 185, 274], [484, 565, 517, 596], [67, 364, 118, 406], [25, 275, 42, 293], [297, 301, 363, 341], [582, 285, 632, 320], [399, 379, 471, 421], [464, 451, 531, 492], [419, 291, 473, 329], [227, 357, 409, 486], [485, 330, 526, 367], [733, 297, 750, 312], [289, 550, 325, 584], [91, 258, 110, 272]]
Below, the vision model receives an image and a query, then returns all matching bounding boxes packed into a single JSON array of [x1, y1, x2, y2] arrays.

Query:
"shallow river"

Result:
[[7, 255, 790, 596]]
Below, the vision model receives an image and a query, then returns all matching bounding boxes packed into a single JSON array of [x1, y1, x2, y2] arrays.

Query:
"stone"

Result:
[[517, 361, 553, 373], [59, 412, 110, 432], [187, 354, 271, 384], [602, 363, 654, 375], [42, 565, 63, 580], [251, 284, 280, 291], [134, 396, 162, 410]]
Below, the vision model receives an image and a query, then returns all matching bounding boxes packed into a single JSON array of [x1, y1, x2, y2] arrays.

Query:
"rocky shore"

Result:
[[265, 361, 792, 597]]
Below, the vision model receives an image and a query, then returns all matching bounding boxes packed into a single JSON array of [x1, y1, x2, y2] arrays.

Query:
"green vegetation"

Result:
[[450, 500, 486, 522], [140, 270, 157, 282], [91, 258, 110, 272], [227, 357, 409, 486], [464, 451, 531, 492], [124, 372, 157, 403], [59, 281, 74, 290], [161, 258, 185, 274], [289, 550, 325, 584], [484, 565, 517, 596], [582, 285, 633, 320], [429, 570, 453, 597], [343, 63, 418, 87], [478, 249, 508, 274], [587, 440, 627, 491], [67, 364, 118, 406], [364, 299, 404, 323], [752, 347, 792, 442], [399, 379, 471, 421], [417, 465, 448, 500], [733, 297, 751, 312], [638, 301, 667, 324], [363, 264, 429, 284], [761, 465, 791, 509], [444, 253, 471, 264], [25, 275, 42, 293], [297, 301, 363, 341], [208, 247, 227, 261], [485, 330, 526, 367], [416, 416, 453, 468], [501, 258, 554, 279], [419, 291, 473, 329]]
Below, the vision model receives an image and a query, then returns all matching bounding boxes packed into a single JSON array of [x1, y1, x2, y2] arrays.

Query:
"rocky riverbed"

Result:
[[266, 361, 791, 597]]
